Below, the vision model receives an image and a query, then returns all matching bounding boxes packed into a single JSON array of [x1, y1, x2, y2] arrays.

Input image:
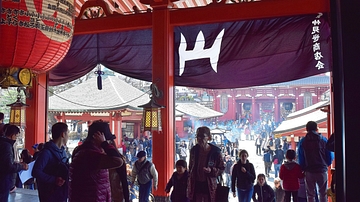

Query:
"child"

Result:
[[165, 160, 189, 202], [279, 149, 304, 202], [273, 178, 285, 202], [252, 174, 275, 202]]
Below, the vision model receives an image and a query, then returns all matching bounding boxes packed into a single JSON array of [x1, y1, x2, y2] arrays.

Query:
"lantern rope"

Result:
[[38, 83, 151, 109]]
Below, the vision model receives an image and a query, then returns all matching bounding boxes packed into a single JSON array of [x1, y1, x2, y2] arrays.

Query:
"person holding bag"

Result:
[[187, 126, 225, 202], [231, 149, 256, 202]]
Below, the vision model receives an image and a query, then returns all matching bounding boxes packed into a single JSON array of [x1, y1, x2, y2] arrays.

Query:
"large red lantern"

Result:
[[0, 0, 75, 73]]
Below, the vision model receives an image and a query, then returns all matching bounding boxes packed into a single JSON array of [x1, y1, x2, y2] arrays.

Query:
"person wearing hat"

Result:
[[131, 150, 158, 202], [69, 120, 124, 202]]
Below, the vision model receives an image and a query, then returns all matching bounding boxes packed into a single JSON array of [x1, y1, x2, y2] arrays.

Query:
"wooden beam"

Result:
[[74, 0, 329, 35], [74, 12, 153, 35]]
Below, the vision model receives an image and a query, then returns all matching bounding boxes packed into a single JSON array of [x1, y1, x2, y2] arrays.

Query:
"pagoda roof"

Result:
[[175, 103, 223, 119], [49, 76, 150, 112]]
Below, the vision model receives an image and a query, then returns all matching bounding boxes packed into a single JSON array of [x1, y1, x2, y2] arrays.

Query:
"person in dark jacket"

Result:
[[224, 155, 233, 187], [0, 125, 28, 202], [32, 122, 70, 202], [273, 145, 284, 178], [252, 174, 275, 202], [231, 149, 256, 202], [165, 159, 189, 202], [298, 121, 334, 202], [187, 126, 225, 202], [273, 178, 285, 202], [69, 120, 124, 202], [108, 140, 129, 202]]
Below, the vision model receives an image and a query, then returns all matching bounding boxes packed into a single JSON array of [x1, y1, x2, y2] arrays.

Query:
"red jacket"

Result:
[[279, 161, 304, 191]]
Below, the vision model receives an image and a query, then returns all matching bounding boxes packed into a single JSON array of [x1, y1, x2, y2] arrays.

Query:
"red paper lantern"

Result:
[[0, 0, 75, 73]]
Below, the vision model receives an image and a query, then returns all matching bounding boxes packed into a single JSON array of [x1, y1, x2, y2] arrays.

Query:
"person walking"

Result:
[[179, 144, 187, 161], [231, 149, 256, 202], [255, 136, 263, 155], [187, 126, 225, 202], [263, 149, 272, 177], [165, 160, 189, 202], [224, 155, 233, 187], [0, 125, 28, 202], [131, 151, 158, 202], [298, 121, 334, 202], [273, 145, 285, 178], [252, 174, 275, 202]]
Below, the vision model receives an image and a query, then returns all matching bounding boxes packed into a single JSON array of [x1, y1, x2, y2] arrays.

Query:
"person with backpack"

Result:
[[32, 122, 70, 202], [130, 151, 158, 202]]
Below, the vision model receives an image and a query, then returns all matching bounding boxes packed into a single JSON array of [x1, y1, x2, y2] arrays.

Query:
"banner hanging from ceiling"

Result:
[[49, 13, 331, 89]]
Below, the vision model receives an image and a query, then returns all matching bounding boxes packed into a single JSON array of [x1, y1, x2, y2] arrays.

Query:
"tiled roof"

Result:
[[286, 100, 329, 119], [49, 76, 150, 112], [175, 103, 223, 119], [274, 109, 327, 135]]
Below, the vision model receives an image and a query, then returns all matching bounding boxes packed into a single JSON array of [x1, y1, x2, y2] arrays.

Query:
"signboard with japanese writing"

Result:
[[49, 14, 331, 89]]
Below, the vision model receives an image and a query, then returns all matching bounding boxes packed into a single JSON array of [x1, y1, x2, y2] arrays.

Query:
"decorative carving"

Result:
[[77, 0, 116, 19]]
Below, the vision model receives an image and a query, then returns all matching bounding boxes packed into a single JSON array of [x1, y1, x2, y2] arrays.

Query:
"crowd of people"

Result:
[[0, 110, 335, 202]]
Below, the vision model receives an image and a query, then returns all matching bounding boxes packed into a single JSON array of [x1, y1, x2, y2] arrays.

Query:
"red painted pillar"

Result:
[[25, 73, 47, 152], [114, 113, 122, 147], [151, 1, 175, 199], [251, 97, 256, 123]]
